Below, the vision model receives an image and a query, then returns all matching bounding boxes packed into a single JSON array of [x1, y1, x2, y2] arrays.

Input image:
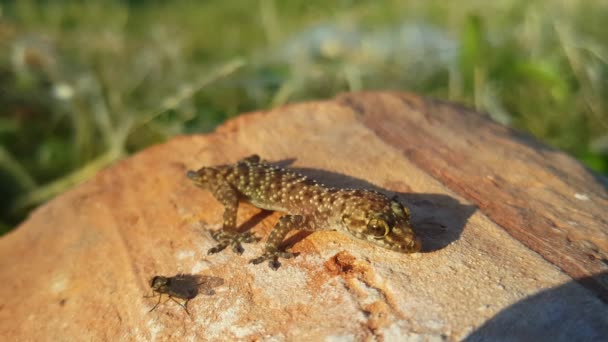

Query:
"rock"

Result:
[[0, 92, 606, 341]]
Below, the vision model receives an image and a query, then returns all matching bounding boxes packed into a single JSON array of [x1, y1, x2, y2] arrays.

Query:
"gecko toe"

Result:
[[278, 251, 296, 259], [207, 230, 257, 255], [249, 255, 281, 269], [232, 243, 245, 255], [249, 256, 265, 265], [269, 259, 281, 270], [250, 249, 295, 269], [207, 243, 228, 254]]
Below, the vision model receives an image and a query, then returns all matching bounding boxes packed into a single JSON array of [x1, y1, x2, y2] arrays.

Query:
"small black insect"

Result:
[[145, 274, 224, 315]]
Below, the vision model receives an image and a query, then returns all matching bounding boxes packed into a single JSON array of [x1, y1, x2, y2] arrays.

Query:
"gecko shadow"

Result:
[[465, 272, 608, 341], [239, 159, 476, 253]]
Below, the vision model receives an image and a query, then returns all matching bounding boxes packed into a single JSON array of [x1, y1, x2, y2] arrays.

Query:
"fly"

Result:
[[145, 274, 224, 315]]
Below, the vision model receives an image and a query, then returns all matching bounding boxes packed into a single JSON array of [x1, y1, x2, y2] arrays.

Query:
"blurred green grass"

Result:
[[1, 0, 607, 234]]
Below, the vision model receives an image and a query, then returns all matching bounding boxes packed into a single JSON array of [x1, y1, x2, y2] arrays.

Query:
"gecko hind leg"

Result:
[[250, 215, 307, 270], [208, 229, 258, 255]]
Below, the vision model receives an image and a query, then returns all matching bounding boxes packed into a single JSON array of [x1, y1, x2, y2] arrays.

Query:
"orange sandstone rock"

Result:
[[0, 92, 606, 341]]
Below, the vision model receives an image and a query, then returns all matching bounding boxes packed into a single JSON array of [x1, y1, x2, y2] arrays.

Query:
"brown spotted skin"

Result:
[[187, 155, 421, 269]]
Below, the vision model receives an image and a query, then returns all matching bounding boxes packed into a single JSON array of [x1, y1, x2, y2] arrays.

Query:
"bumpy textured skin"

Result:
[[187, 155, 421, 269]]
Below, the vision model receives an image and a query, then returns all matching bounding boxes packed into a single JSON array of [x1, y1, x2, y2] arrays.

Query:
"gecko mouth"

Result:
[[366, 233, 421, 253], [386, 235, 422, 253], [410, 237, 422, 252]]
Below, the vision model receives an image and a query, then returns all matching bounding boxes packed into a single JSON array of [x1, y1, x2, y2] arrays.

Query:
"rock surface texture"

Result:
[[1, 92, 607, 341]]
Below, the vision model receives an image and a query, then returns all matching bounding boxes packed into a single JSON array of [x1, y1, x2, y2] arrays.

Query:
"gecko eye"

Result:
[[367, 218, 390, 239]]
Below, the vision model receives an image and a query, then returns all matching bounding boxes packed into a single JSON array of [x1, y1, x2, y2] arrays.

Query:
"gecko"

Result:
[[187, 155, 421, 269]]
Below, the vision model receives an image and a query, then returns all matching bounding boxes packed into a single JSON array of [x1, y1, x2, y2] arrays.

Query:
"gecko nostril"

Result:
[[187, 170, 198, 179]]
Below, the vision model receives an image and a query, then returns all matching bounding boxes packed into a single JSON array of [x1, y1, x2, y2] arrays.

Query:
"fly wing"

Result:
[[168, 274, 200, 299], [196, 275, 224, 296]]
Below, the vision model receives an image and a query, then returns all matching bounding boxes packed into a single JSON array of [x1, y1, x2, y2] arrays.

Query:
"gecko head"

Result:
[[186, 169, 206, 187], [342, 194, 421, 253], [186, 170, 200, 181]]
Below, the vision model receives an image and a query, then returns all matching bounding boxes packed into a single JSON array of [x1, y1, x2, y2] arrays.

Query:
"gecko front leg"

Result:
[[250, 215, 309, 270], [207, 184, 257, 255]]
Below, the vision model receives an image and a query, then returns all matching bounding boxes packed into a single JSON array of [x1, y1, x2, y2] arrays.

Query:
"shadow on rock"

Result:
[[286, 166, 477, 252], [465, 272, 608, 342]]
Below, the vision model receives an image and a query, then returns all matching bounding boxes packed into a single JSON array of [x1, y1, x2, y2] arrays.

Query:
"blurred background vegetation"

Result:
[[1, 0, 607, 234]]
